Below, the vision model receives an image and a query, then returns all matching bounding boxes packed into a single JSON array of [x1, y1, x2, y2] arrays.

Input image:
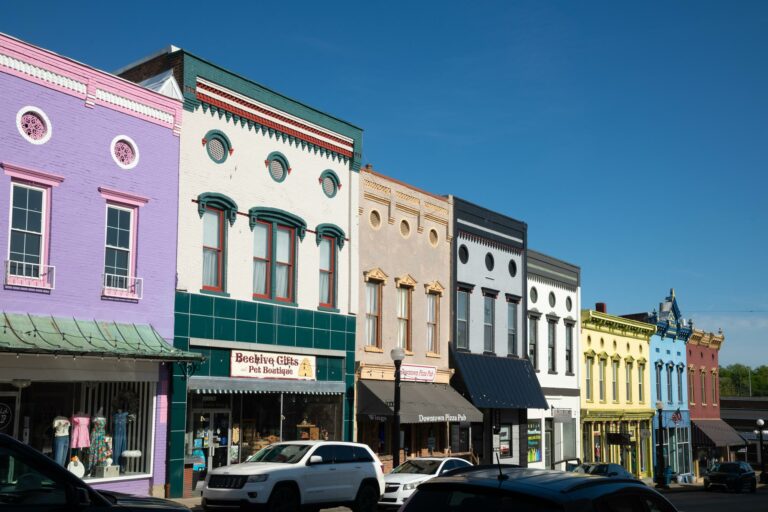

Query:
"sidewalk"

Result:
[[171, 496, 202, 510]]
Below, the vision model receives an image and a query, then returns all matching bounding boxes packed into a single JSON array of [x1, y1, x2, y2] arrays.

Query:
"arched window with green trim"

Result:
[[318, 170, 341, 198], [265, 151, 291, 183], [204, 130, 232, 164], [198, 193, 238, 294], [249, 207, 306, 304], [315, 223, 345, 309]]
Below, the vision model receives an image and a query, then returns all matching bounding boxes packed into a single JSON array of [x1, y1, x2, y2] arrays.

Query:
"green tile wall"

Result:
[[170, 291, 356, 498]]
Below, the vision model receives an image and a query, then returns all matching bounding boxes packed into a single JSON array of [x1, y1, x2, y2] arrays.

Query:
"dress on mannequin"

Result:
[[70, 414, 90, 449], [88, 416, 111, 469], [112, 411, 129, 471]]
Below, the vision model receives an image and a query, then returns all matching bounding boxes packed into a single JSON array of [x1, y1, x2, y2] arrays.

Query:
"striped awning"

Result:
[[188, 376, 345, 395]]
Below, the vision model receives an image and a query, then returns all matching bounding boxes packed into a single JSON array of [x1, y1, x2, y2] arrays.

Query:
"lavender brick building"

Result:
[[0, 33, 199, 497]]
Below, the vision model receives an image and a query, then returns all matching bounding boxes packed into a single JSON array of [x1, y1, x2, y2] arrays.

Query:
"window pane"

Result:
[[203, 248, 219, 287], [12, 186, 27, 208], [26, 211, 42, 233], [276, 228, 291, 263], [319, 272, 330, 304], [253, 223, 269, 259], [457, 291, 468, 321], [427, 294, 436, 323], [203, 210, 220, 248], [320, 238, 331, 270], [276, 265, 289, 298], [27, 188, 43, 212], [253, 260, 268, 295]]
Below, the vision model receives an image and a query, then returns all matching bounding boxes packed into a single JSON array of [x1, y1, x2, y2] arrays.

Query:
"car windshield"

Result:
[[246, 443, 311, 464], [391, 460, 442, 474], [713, 463, 740, 473]]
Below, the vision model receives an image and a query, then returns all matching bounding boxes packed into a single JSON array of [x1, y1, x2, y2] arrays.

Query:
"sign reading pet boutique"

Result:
[[231, 350, 316, 380]]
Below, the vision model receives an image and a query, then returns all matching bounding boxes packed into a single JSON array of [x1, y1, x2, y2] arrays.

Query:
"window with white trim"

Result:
[[365, 281, 382, 348], [599, 358, 606, 402], [667, 365, 673, 403], [426, 292, 439, 354], [483, 295, 495, 353], [626, 362, 633, 402], [677, 366, 683, 403], [612, 359, 619, 402], [9, 183, 45, 279], [638, 363, 645, 402], [547, 320, 557, 372], [565, 323, 574, 373], [507, 301, 518, 356], [397, 285, 412, 351], [103, 205, 135, 293], [456, 288, 470, 349], [528, 316, 539, 370], [655, 364, 662, 402], [585, 357, 594, 401]]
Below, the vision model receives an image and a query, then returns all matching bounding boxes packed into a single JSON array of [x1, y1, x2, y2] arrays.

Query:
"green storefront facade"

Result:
[[170, 291, 355, 497]]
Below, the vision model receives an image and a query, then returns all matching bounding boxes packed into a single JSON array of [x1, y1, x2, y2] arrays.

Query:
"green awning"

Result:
[[0, 312, 202, 361]]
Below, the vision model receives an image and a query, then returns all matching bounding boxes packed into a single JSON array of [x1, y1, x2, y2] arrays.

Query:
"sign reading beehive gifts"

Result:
[[231, 350, 316, 380]]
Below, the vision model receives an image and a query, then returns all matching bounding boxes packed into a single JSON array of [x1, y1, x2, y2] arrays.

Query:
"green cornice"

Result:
[[315, 223, 346, 249], [248, 207, 307, 240], [177, 51, 362, 171], [197, 192, 238, 226]]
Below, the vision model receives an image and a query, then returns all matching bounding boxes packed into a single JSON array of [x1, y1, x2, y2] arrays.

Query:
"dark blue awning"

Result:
[[451, 349, 548, 410]]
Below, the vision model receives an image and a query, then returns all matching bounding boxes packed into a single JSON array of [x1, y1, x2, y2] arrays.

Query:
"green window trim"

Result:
[[204, 129, 232, 164], [265, 151, 291, 183], [315, 223, 346, 249], [197, 192, 238, 226], [248, 207, 306, 240], [319, 170, 341, 198]]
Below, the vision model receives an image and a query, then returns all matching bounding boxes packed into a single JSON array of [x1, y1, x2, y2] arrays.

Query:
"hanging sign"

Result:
[[400, 364, 437, 383], [230, 350, 316, 380]]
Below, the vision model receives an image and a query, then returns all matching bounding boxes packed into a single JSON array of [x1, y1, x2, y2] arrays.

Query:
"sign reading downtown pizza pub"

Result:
[[231, 350, 316, 380]]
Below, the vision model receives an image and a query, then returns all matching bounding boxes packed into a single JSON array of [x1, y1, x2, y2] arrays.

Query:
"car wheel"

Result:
[[267, 484, 300, 512], [352, 482, 379, 512]]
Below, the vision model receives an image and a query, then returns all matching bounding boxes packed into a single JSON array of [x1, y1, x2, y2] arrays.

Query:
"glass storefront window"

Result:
[[527, 421, 542, 463]]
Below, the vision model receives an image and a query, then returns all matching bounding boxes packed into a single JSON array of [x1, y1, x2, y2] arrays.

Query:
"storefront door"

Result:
[[191, 409, 232, 482], [0, 392, 19, 438]]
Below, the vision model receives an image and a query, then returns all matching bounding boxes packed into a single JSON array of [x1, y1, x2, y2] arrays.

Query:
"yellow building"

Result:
[[581, 306, 656, 479]]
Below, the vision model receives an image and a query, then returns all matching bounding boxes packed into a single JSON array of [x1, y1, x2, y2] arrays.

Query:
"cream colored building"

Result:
[[355, 165, 480, 467]]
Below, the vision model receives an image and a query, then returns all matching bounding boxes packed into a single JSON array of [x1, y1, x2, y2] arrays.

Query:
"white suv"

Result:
[[201, 441, 384, 512]]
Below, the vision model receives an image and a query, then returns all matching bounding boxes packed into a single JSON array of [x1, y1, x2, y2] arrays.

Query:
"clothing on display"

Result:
[[113, 411, 128, 470], [70, 414, 90, 449], [88, 417, 111, 469], [53, 416, 71, 467]]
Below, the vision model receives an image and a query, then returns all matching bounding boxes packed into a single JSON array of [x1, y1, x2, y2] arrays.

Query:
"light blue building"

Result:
[[623, 289, 693, 479]]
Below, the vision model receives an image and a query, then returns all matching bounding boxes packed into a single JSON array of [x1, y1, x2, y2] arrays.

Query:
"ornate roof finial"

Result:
[[670, 288, 675, 298]]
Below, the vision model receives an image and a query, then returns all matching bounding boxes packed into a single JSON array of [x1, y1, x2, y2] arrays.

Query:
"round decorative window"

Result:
[[549, 292, 556, 307], [207, 137, 227, 163], [269, 158, 287, 182], [428, 229, 439, 247], [369, 210, 382, 229], [458, 244, 469, 264], [110, 136, 140, 169], [508, 259, 517, 277], [400, 219, 411, 238], [322, 175, 337, 197], [16, 107, 52, 145], [485, 253, 495, 271], [530, 287, 538, 303], [566, 296, 573, 312]]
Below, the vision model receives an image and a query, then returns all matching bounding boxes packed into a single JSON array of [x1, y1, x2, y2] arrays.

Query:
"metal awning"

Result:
[[188, 376, 345, 395], [451, 349, 548, 409], [691, 419, 745, 447], [0, 312, 201, 361], [356, 380, 483, 424]]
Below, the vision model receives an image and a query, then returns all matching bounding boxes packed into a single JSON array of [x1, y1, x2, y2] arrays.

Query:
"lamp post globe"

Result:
[[655, 401, 666, 488], [760, 422, 767, 485], [391, 347, 406, 470]]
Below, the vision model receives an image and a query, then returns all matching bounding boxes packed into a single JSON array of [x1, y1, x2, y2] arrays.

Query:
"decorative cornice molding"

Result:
[[364, 268, 388, 283], [2, 162, 64, 187], [457, 230, 522, 255], [197, 192, 238, 226], [424, 280, 445, 296], [248, 207, 307, 240], [581, 310, 656, 341], [98, 186, 149, 207], [395, 274, 418, 288], [315, 223, 345, 249]]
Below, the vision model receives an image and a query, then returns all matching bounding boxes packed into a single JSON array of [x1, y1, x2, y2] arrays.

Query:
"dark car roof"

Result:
[[419, 467, 656, 505]]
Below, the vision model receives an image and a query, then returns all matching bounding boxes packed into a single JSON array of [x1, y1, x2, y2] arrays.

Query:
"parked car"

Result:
[[201, 440, 384, 512], [571, 462, 637, 479], [379, 457, 472, 508], [703, 461, 756, 493], [0, 432, 188, 510], [399, 465, 678, 512]]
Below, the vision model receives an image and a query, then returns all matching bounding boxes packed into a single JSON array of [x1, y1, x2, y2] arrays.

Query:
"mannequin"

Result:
[[70, 411, 90, 451], [112, 409, 129, 472], [52, 415, 71, 467], [89, 408, 110, 470]]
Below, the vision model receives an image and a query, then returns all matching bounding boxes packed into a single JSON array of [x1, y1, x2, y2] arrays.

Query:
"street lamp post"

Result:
[[391, 347, 405, 469], [758, 419, 767, 484], [655, 401, 667, 489]]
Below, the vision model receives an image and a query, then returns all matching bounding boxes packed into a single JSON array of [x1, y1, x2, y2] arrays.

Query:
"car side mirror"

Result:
[[76, 487, 91, 506], [308, 455, 323, 465]]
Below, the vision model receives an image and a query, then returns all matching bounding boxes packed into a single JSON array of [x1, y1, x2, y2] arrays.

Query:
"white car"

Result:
[[379, 457, 473, 507], [201, 441, 384, 512]]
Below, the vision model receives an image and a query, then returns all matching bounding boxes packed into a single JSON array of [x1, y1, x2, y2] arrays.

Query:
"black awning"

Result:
[[451, 349, 548, 410], [356, 380, 483, 424], [692, 419, 745, 447]]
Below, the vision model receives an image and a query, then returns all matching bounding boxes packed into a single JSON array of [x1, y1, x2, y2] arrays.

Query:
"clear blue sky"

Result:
[[5, 1, 767, 364]]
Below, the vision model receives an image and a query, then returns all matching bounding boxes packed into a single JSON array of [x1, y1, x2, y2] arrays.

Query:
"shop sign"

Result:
[[416, 413, 468, 423], [230, 350, 316, 380], [552, 408, 572, 423], [400, 364, 437, 383], [527, 421, 542, 463]]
